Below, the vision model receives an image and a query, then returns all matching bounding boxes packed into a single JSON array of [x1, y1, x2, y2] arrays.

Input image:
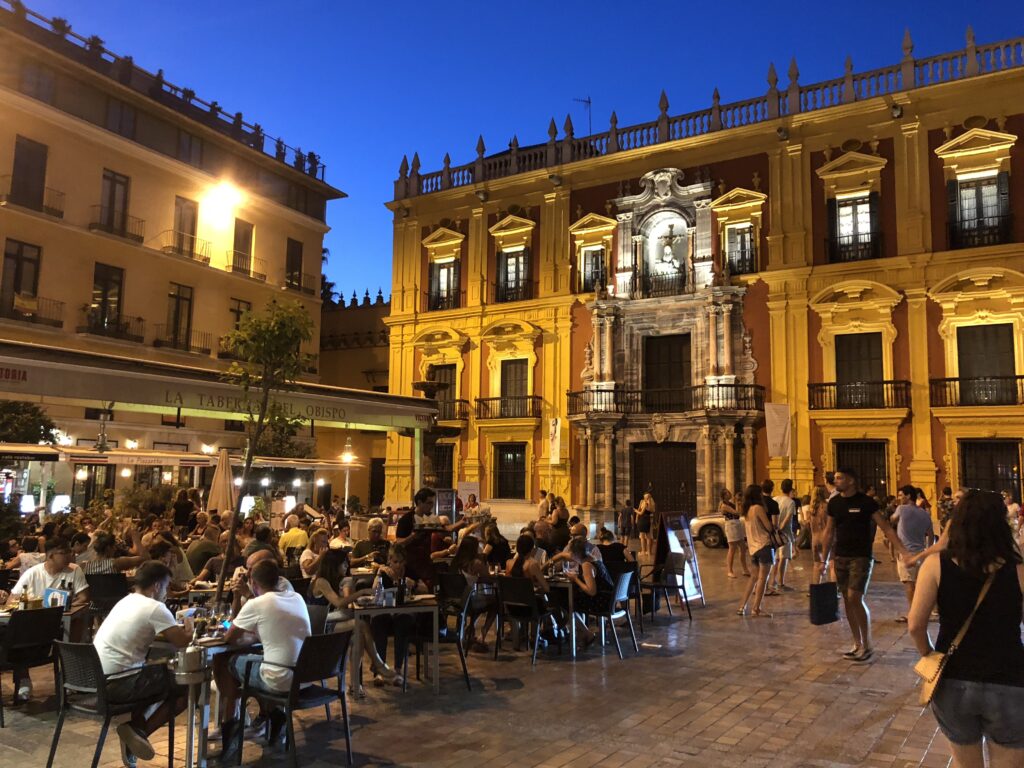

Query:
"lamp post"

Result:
[[341, 436, 355, 515]]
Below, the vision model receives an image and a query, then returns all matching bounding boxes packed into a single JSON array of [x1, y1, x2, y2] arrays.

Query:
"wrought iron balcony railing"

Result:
[[476, 395, 543, 419], [437, 398, 470, 421], [567, 384, 765, 415], [930, 376, 1024, 407], [630, 270, 688, 299], [808, 380, 911, 410], [948, 214, 1013, 249], [427, 291, 460, 311], [285, 272, 319, 296], [152, 230, 211, 263], [727, 244, 757, 276], [153, 325, 213, 354], [826, 233, 883, 263], [227, 250, 267, 281], [0, 175, 64, 218], [0, 294, 64, 327], [77, 312, 145, 343], [495, 281, 532, 303], [88, 205, 145, 243]]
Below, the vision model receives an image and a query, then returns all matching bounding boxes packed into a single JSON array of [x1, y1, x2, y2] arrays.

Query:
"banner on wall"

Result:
[[765, 404, 791, 458], [549, 417, 561, 465]]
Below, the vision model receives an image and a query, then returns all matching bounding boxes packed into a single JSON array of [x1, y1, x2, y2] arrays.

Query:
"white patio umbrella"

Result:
[[206, 448, 236, 516]]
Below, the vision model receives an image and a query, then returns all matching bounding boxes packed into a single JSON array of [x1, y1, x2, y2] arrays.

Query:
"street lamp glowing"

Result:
[[233, 477, 243, 487], [260, 477, 270, 487], [316, 478, 325, 487], [200, 443, 215, 455], [202, 181, 244, 230], [341, 436, 355, 465], [292, 478, 301, 488], [120, 467, 132, 478]]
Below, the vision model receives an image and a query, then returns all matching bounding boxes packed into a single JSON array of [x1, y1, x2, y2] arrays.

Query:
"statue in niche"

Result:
[[581, 339, 595, 383], [657, 223, 685, 272]]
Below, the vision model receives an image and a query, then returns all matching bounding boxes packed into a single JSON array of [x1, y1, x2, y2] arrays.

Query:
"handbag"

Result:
[[757, 516, 786, 550], [809, 581, 839, 625], [913, 570, 996, 706]]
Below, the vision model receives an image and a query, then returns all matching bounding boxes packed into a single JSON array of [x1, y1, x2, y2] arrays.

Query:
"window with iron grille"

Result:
[[494, 443, 527, 499], [2, 240, 41, 313], [496, 248, 529, 302], [580, 247, 605, 292], [959, 439, 1022, 502], [285, 239, 303, 290], [949, 172, 1010, 248], [827, 192, 879, 262], [725, 223, 756, 274], [228, 298, 251, 330], [433, 444, 454, 489], [174, 197, 199, 256], [10, 136, 48, 212], [91, 263, 124, 327], [165, 283, 193, 348], [834, 440, 888, 496], [428, 260, 459, 310]]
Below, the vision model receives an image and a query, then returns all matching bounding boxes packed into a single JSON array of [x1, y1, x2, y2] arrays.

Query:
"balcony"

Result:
[[809, 381, 911, 410], [948, 214, 1013, 249], [0, 175, 64, 218], [826, 233, 883, 263], [631, 270, 688, 299], [76, 313, 145, 343], [88, 205, 145, 243], [427, 291, 460, 311], [476, 395, 543, 419], [153, 325, 213, 354], [567, 384, 765, 416], [152, 230, 211, 264], [285, 272, 318, 296], [727, 245, 757, 276], [0, 294, 64, 328], [495, 281, 532, 303], [577, 269, 608, 295], [227, 251, 267, 282], [930, 376, 1024, 407], [437, 398, 470, 422]]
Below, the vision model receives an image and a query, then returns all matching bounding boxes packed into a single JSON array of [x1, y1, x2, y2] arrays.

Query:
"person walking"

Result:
[[892, 485, 934, 623], [720, 489, 749, 579], [737, 485, 774, 618], [908, 489, 1024, 767], [822, 467, 908, 663], [636, 492, 655, 557], [808, 485, 831, 587], [617, 499, 634, 546]]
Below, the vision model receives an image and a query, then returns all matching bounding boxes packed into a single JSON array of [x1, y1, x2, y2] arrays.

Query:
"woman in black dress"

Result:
[[565, 538, 614, 650]]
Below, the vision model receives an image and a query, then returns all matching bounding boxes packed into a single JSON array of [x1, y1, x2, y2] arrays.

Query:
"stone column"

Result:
[[603, 432, 615, 509], [586, 431, 597, 508], [722, 304, 734, 375], [707, 305, 718, 377], [724, 427, 736, 496], [603, 316, 614, 381], [701, 426, 714, 515], [742, 426, 756, 488], [906, 288, 937, 499], [578, 432, 589, 507]]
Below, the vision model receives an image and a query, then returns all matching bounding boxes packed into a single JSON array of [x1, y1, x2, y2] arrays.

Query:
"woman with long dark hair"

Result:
[[451, 535, 497, 650], [908, 489, 1024, 766], [737, 484, 774, 618]]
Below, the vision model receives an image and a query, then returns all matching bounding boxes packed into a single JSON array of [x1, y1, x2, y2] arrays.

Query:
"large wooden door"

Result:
[[630, 442, 697, 517], [643, 334, 691, 411], [957, 324, 1016, 405]]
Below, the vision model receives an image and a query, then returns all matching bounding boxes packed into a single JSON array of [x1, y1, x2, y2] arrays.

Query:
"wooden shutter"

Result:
[[428, 262, 439, 308], [946, 179, 959, 247], [868, 192, 880, 234], [451, 259, 460, 305], [521, 246, 531, 294], [996, 171, 1010, 220], [496, 248, 506, 299], [826, 197, 837, 260]]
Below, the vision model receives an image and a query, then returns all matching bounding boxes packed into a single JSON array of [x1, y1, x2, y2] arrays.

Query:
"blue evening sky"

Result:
[[29, 1, 1018, 302]]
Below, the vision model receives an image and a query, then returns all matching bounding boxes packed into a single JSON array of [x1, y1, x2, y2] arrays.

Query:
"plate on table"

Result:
[[196, 636, 227, 647], [351, 568, 374, 576], [192, 582, 215, 590], [409, 594, 435, 602], [355, 596, 375, 607]]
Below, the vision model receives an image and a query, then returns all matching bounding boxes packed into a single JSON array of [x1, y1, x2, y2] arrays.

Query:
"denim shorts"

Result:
[[230, 653, 282, 695], [931, 678, 1024, 748], [751, 545, 775, 567]]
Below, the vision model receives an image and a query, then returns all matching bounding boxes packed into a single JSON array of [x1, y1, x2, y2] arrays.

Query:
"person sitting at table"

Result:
[[564, 537, 615, 651], [329, 519, 355, 551], [93, 560, 191, 767], [0, 537, 91, 703], [482, 523, 512, 569], [68, 532, 92, 565], [83, 527, 150, 575], [352, 517, 389, 566], [277, 514, 309, 562], [215, 559, 311, 762], [140, 515, 171, 551], [236, 517, 256, 551], [147, 540, 191, 597], [192, 538, 244, 586], [505, 535, 550, 596], [189, 511, 208, 539], [299, 527, 330, 578], [3, 535, 44, 572], [228, 549, 294, 614], [532, 520, 558, 560], [185, 524, 221, 575], [547, 524, 603, 569], [308, 549, 398, 685], [451, 535, 497, 651], [242, 523, 275, 560], [369, 545, 424, 675], [596, 528, 634, 564], [154, 531, 194, 585]]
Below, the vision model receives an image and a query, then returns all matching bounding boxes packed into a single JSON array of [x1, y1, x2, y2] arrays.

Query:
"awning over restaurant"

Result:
[[0, 340, 435, 431]]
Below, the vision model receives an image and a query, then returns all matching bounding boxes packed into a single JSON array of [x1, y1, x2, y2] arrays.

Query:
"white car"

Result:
[[689, 515, 728, 548]]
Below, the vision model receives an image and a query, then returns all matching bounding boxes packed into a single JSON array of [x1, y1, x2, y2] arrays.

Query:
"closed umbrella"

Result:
[[207, 448, 236, 516]]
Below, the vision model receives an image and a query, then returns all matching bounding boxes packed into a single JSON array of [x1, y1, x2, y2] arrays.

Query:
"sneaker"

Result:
[[853, 648, 875, 663], [268, 709, 287, 748], [119, 741, 137, 768], [842, 647, 862, 660], [116, 723, 155, 762], [13, 682, 31, 705], [779, 584, 795, 592]]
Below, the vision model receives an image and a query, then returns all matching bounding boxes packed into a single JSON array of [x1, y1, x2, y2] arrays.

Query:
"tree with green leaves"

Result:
[[321, 246, 337, 305], [215, 299, 314, 602], [0, 401, 58, 444]]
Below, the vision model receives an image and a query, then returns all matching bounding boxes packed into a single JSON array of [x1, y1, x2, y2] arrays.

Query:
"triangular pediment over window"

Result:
[[489, 214, 536, 250], [421, 227, 465, 249], [568, 213, 616, 237], [934, 128, 1017, 160], [815, 151, 888, 181], [709, 187, 767, 213]]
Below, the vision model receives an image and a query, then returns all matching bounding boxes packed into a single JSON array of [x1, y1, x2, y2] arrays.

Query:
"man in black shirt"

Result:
[[761, 479, 780, 524], [823, 467, 907, 664]]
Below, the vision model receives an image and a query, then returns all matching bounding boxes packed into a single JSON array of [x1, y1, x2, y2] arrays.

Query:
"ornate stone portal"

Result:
[[569, 168, 764, 522]]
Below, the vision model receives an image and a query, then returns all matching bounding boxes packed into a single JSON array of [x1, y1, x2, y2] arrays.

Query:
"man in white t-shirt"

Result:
[[214, 559, 311, 762], [768, 479, 798, 592], [93, 560, 191, 767]]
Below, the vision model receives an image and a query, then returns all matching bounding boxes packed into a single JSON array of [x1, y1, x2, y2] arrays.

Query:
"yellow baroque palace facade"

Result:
[[386, 29, 1024, 519]]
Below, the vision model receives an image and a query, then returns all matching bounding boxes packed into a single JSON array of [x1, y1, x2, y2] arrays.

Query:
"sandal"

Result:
[[895, 615, 908, 623], [727, 572, 737, 579], [752, 610, 773, 618], [736, 608, 746, 616]]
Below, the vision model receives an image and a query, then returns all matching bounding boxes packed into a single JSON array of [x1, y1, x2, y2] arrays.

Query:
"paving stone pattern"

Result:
[[0, 543, 955, 767]]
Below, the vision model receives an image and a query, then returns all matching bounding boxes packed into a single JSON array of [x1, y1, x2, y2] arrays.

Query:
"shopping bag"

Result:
[[809, 581, 839, 625]]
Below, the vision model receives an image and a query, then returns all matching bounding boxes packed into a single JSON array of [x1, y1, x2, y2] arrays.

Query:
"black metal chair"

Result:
[[0, 606, 63, 727], [434, 572, 473, 691], [0, 568, 17, 592], [493, 576, 560, 665], [639, 556, 692, 622], [287, 576, 311, 597], [605, 560, 645, 635], [306, 603, 329, 635], [47, 641, 174, 768], [591, 571, 640, 659], [236, 631, 352, 767], [85, 573, 129, 623]]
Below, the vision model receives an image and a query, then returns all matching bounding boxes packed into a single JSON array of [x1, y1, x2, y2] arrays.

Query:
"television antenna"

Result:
[[573, 96, 592, 137]]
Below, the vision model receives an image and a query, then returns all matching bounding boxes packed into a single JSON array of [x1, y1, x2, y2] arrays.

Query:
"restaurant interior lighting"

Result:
[[124, 439, 139, 450], [292, 478, 300, 488], [200, 443, 215, 455], [316, 478, 325, 487], [120, 467, 132, 478], [55, 431, 73, 447], [202, 181, 245, 229], [75, 467, 88, 481], [233, 477, 243, 487], [260, 477, 270, 487], [161, 471, 173, 483]]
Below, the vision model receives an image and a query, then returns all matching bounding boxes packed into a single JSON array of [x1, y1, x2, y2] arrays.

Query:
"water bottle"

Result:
[[373, 577, 384, 606]]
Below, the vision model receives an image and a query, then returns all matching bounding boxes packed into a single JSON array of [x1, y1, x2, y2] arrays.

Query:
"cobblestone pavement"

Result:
[[1, 543, 955, 767]]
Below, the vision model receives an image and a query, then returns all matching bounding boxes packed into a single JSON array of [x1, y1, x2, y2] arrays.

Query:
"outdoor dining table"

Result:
[[0, 603, 87, 640], [544, 575, 577, 659], [349, 595, 440, 694]]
